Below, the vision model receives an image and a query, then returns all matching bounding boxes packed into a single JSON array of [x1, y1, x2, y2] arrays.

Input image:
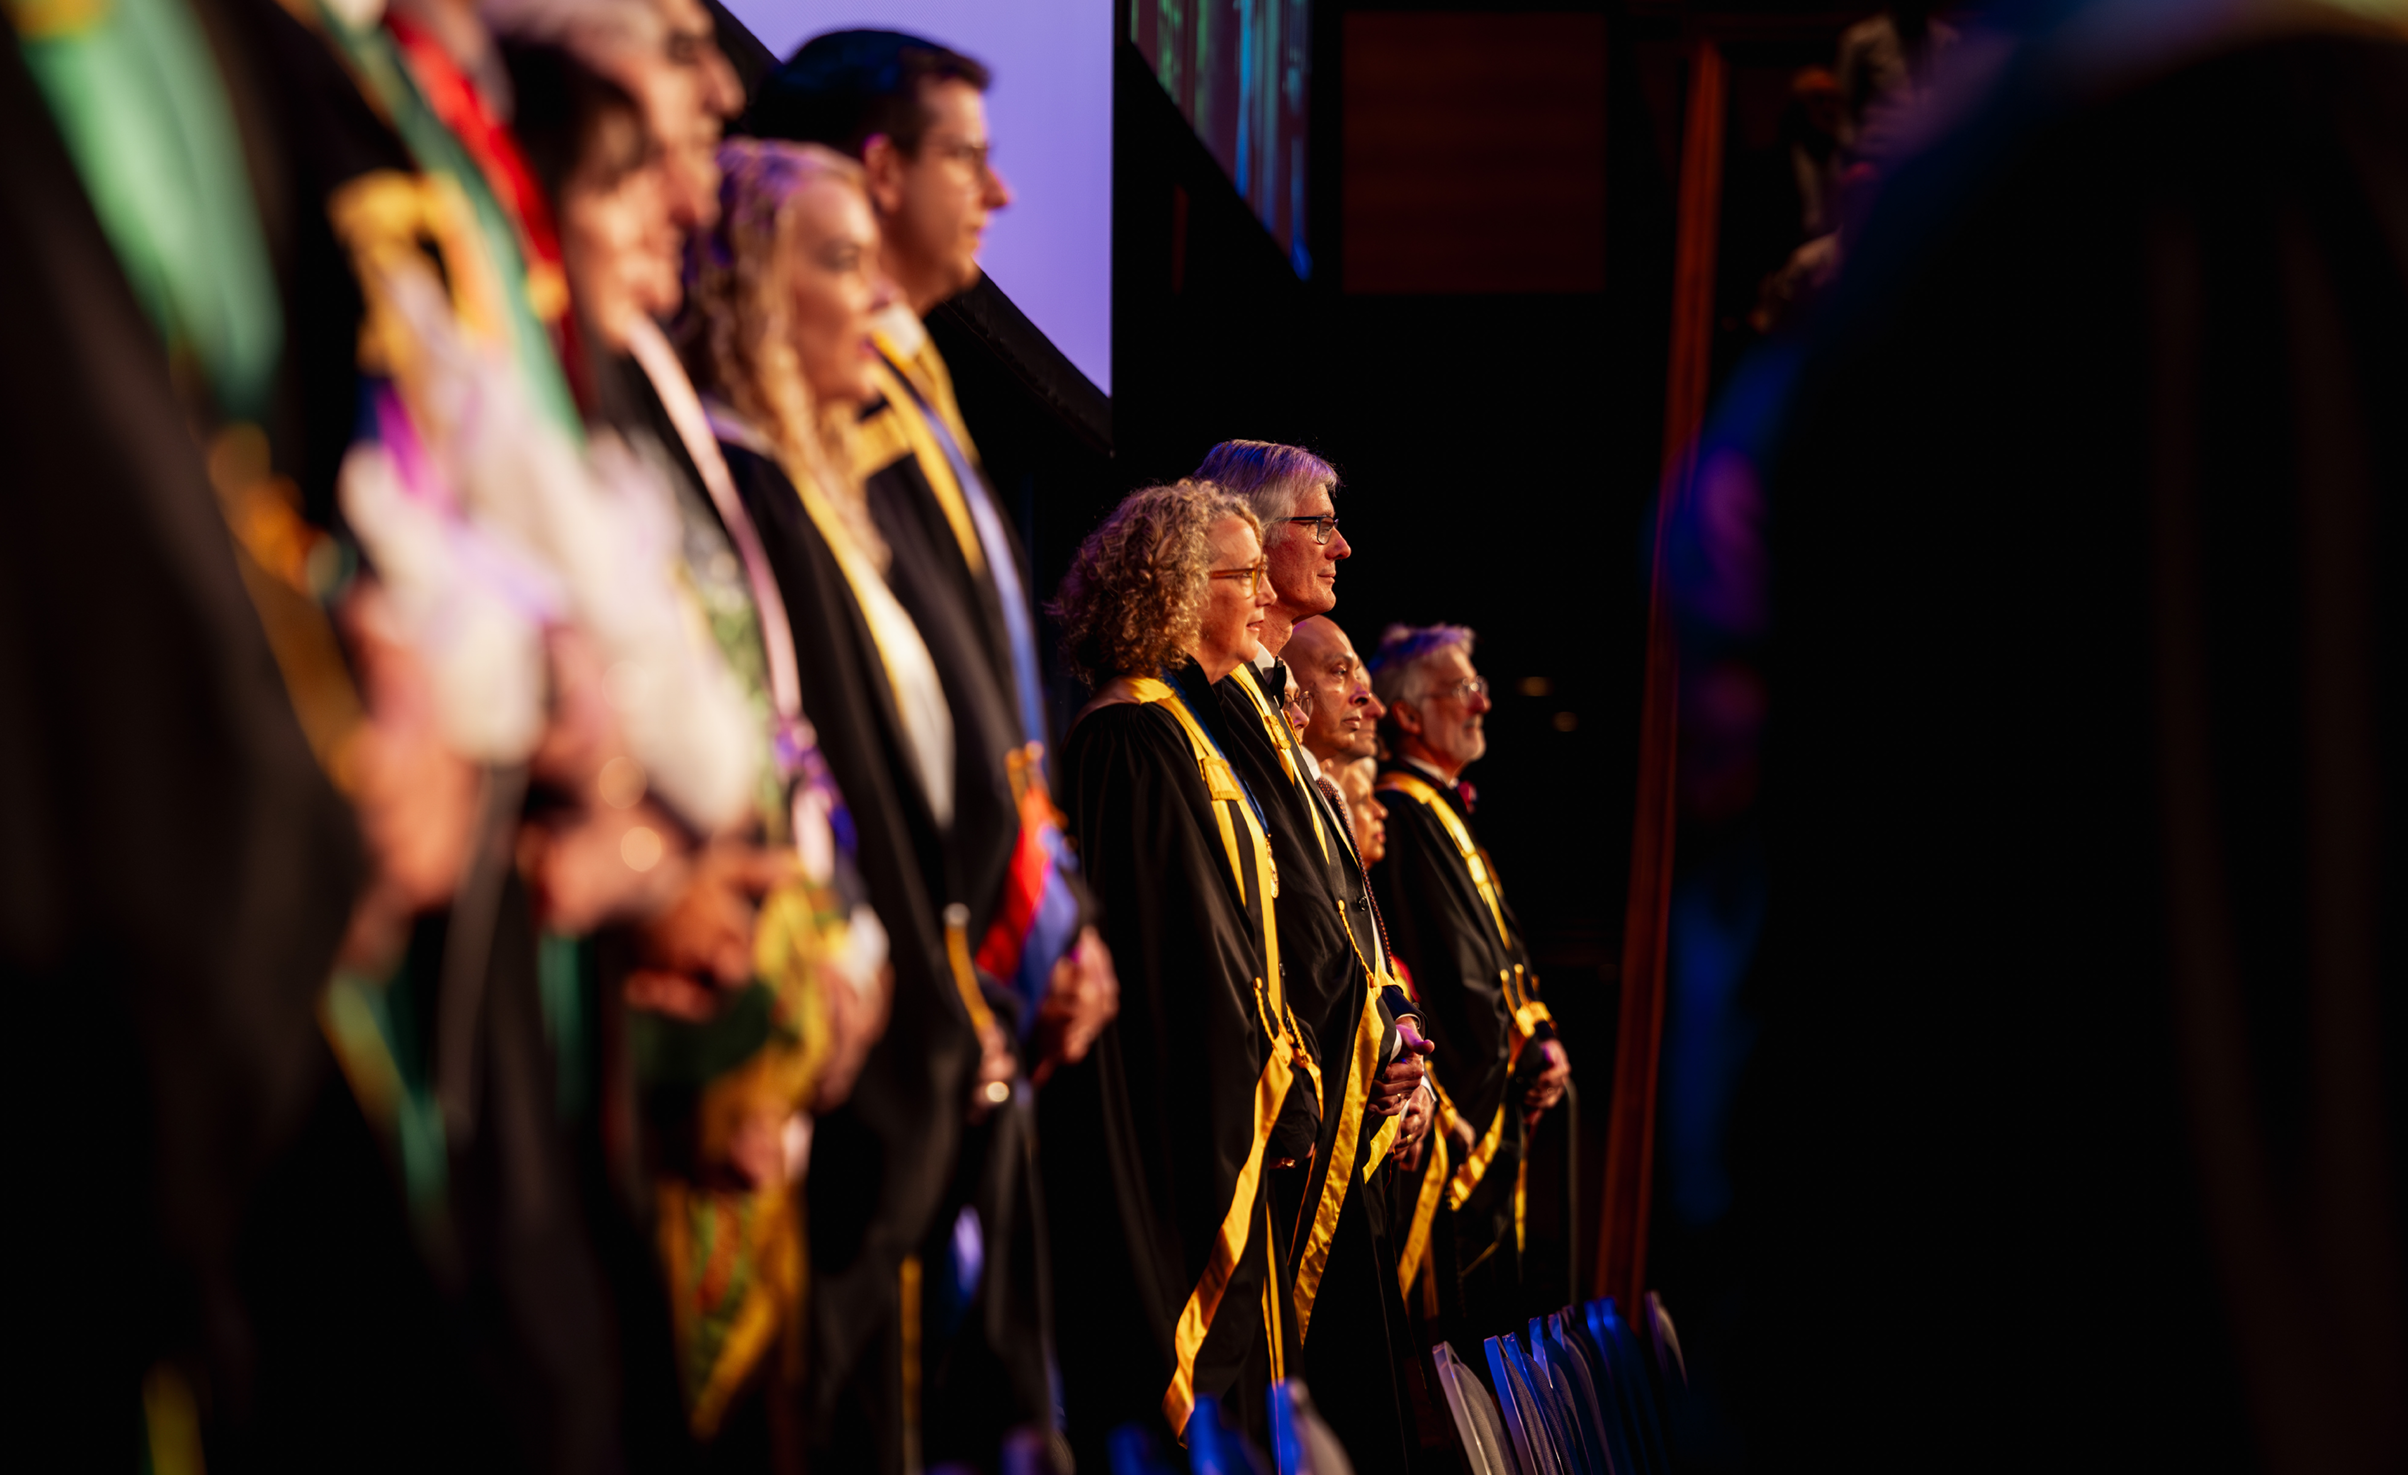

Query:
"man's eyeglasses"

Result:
[[1208, 562, 1270, 595], [928, 138, 996, 177], [1438, 678, 1490, 703], [1281, 514, 1341, 546]]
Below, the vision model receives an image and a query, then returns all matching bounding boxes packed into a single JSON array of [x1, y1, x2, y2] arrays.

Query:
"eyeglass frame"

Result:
[[1280, 514, 1342, 546], [1207, 562, 1271, 595], [1433, 677, 1490, 704]]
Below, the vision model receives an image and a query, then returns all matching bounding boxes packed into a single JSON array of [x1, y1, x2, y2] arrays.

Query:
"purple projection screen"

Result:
[[1129, 0, 1312, 278], [724, 0, 1114, 394]]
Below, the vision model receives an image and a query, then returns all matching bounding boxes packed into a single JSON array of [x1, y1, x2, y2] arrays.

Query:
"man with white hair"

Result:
[[1191, 441, 1434, 1473], [1367, 623, 1571, 1341]]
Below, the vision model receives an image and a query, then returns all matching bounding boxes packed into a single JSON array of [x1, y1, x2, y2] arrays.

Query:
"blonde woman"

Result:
[[679, 138, 996, 1466], [1042, 481, 1320, 1460]]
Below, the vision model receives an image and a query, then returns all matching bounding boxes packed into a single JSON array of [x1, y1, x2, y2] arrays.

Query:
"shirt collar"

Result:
[[870, 301, 928, 360]]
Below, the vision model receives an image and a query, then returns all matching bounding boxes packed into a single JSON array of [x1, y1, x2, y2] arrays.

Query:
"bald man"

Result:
[[1286, 614, 1384, 767]]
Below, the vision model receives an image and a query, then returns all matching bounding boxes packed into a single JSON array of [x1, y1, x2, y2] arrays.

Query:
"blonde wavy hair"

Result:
[[1051, 480, 1259, 687], [677, 138, 883, 564]]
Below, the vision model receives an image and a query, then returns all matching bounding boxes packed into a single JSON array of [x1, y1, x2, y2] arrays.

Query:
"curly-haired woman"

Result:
[[1043, 480, 1322, 1460], [678, 137, 1006, 1466]]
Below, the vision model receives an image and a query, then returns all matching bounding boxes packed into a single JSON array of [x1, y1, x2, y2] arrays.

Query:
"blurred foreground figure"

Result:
[[750, 34, 1117, 1467], [0, 16, 366, 1456], [683, 138, 989, 1475], [1704, 1, 2408, 1470], [497, 31, 894, 1466]]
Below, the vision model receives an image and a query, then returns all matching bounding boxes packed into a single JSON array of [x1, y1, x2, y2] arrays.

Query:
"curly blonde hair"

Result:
[[677, 138, 883, 564], [1051, 480, 1259, 687]]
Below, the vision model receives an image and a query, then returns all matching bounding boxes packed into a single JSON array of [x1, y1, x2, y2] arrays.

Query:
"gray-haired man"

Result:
[[1368, 623, 1571, 1341], [1191, 442, 1433, 1472]]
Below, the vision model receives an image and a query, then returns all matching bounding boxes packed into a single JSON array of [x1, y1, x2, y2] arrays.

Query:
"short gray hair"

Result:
[[1369, 623, 1476, 717], [1192, 440, 1337, 524]]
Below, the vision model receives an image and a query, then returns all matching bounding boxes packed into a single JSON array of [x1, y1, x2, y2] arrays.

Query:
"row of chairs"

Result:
[[1432, 1295, 1686, 1475], [1109, 1293, 1687, 1475], [1112, 1381, 1354, 1475]]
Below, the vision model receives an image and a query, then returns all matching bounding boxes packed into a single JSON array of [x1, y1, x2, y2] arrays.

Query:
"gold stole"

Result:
[[710, 402, 952, 829], [884, 330, 983, 469], [1226, 669, 1404, 1336], [1376, 772, 1555, 1219], [859, 351, 985, 580], [1120, 676, 1309, 1437]]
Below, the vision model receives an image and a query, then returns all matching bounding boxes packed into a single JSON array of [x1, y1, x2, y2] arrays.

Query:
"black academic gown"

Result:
[[721, 442, 981, 1474], [9, 9, 644, 1472], [856, 408, 1022, 983], [858, 347, 1025, 729], [193, 6, 646, 1469], [1214, 660, 1422, 1472], [1045, 663, 1296, 1468], [1715, 11, 2408, 1472], [854, 387, 1065, 1462], [1370, 762, 1554, 1340], [0, 26, 367, 1454]]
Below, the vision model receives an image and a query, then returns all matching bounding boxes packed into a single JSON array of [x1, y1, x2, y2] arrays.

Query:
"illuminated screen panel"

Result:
[[724, 0, 1114, 394], [1130, 0, 1312, 278]]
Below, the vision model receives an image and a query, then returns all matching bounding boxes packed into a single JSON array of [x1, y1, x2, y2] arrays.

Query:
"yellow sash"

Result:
[[1293, 938, 1389, 1341], [1395, 1115, 1453, 1296], [1123, 676, 1312, 1437], [1376, 771, 1553, 1209], [887, 330, 983, 471], [862, 352, 984, 579], [1377, 770, 1508, 947], [1229, 664, 1331, 864], [1223, 672, 1405, 1337]]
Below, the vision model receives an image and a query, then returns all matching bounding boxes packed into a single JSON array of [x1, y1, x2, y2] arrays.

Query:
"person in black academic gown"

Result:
[[1367, 624, 1572, 1346], [0, 17, 371, 1458], [1189, 441, 1437, 1472], [501, 39, 911, 1469], [744, 37, 1122, 1462], [679, 137, 998, 1474], [746, 26, 1117, 1066], [1046, 481, 1320, 1467], [9, 4, 712, 1470]]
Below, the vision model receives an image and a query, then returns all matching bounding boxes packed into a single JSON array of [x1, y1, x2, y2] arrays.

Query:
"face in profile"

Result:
[[1406, 644, 1490, 771], [1287, 617, 1381, 763], [559, 105, 678, 350], [1341, 757, 1386, 865], [1264, 480, 1350, 620], [603, 0, 743, 246], [889, 78, 1012, 301], [1282, 669, 1310, 739], [783, 176, 888, 408], [1193, 516, 1272, 677]]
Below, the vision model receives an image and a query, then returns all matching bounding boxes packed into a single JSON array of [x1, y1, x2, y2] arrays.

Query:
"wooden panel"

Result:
[[1342, 12, 1608, 294]]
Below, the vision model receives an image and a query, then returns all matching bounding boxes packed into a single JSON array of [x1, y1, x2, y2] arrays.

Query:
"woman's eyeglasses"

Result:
[[1282, 514, 1341, 545], [1208, 562, 1270, 595]]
